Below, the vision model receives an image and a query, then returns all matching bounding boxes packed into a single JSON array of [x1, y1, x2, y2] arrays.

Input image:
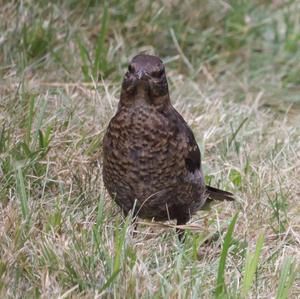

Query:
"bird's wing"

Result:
[[168, 107, 202, 174]]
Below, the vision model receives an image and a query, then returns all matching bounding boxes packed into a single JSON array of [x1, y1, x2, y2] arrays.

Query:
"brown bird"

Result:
[[103, 54, 234, 240]]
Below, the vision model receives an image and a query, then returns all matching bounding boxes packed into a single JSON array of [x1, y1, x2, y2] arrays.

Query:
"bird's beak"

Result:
[[136, 70, 146, 80]]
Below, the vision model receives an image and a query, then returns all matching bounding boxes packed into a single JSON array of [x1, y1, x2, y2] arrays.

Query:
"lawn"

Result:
[[0, 1, 299, 298]]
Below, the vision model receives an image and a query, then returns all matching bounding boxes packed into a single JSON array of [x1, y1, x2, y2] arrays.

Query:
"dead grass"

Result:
[[0, 1, 300, 298]]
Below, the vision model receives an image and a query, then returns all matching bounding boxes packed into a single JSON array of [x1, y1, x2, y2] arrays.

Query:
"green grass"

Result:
[[0, 0, 300, 298]]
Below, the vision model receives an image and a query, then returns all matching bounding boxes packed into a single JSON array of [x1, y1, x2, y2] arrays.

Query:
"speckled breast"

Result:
[[103, 104, 204, 220]]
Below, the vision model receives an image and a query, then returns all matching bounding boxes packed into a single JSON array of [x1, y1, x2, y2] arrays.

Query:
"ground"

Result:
[[0, 1, 299, 298]]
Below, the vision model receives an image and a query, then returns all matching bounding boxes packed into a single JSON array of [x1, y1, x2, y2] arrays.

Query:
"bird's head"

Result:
[[120, 54, 170, 108]]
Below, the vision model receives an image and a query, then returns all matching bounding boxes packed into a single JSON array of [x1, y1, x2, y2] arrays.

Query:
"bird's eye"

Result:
[[128, 65, 135, 73], [151, 69, 163, 78]]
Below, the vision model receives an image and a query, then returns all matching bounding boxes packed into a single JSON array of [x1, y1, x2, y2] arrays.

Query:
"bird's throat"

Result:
[[134, 82, 151, 103]]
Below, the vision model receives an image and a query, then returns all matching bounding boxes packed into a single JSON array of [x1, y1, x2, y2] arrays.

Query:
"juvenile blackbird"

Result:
[[103, 54, 234, 240]]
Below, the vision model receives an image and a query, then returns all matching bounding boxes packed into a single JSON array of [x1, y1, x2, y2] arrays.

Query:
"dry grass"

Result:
[[0, 1, 300, 298]]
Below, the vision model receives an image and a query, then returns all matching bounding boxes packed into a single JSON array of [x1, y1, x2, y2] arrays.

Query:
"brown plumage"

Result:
[[103, 54, 234, 240]]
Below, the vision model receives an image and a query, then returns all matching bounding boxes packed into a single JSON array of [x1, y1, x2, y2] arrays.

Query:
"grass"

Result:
[[0, 0, 300, 298]]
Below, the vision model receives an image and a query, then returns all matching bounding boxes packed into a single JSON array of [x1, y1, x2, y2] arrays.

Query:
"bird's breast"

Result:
[[103, 105, 184, 187]]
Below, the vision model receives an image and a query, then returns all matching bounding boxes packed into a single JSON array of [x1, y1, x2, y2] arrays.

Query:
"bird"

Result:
[[102, 54, 234, 240]]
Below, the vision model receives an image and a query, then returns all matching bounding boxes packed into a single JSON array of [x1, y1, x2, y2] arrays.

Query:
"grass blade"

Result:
[[228, 117, 248, 154], [93, 2, 109, 78], [96, 192, 105, 228], [276, 257, 297, 299], [25, 96, 35, 145], [113, 215, 130, 274], [99, 269, 121, 294], [241, 233, 265, 297], [76, 37, 91, 81], [33, 99, 47, 149], [15, 166, 28, 220], [215, 213, 239, 298]]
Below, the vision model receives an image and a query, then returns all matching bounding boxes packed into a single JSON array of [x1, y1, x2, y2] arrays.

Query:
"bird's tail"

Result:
[[206, 185, 235, 201]]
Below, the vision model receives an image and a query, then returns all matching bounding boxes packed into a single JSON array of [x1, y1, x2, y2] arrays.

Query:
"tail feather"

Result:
[[206, 185, 235, 201]]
